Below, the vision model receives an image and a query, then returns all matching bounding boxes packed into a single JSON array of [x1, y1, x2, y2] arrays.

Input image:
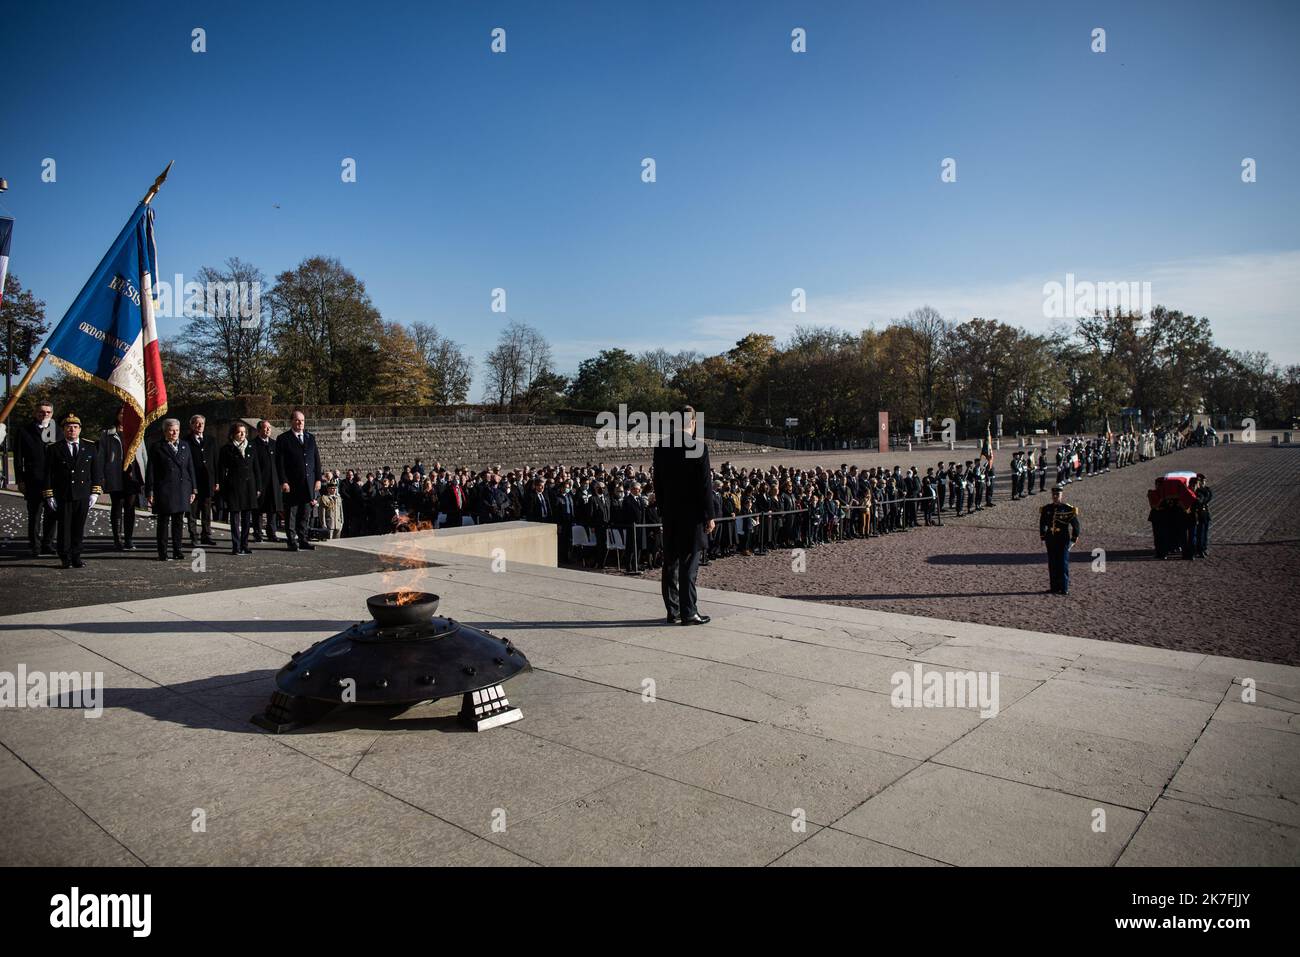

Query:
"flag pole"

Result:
[[0, 162, 173, 429]]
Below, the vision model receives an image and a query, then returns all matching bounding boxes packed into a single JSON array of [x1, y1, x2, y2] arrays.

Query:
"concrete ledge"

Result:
[[327, 521, 557, 568]]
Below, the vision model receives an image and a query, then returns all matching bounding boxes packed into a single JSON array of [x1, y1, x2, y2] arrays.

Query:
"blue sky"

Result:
[[3, 0, 1298, 391]]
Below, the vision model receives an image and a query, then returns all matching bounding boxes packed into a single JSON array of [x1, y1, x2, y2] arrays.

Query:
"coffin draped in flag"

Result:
[[43, 203, 167, 467]]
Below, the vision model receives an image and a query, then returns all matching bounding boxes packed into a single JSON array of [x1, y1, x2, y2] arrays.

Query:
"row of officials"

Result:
[[12, 402, 323, 566]]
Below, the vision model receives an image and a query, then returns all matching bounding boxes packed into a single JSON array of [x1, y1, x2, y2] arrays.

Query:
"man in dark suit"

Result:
[[652, 406, 717, 625], [42, 413, 104, 568], [14, 399, 57, 556], [523, 476, 552, 523], [98, 406, 144, 550], [275, 409, 323, 551], [251, 419, 283, 542], [145, 418, 198, 560], [183, 414, 218, 546]]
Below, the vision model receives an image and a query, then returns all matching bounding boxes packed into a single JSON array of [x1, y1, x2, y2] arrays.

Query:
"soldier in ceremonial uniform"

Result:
[[1039, 485, 1080, 595], [42, 413, 104, 569]]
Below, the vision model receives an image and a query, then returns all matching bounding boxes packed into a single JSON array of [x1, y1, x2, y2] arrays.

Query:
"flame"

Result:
[[380, 520, 435, 604]]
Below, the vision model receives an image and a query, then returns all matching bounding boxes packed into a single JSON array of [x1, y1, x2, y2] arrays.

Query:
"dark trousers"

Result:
[[1197, 517, 1211, 556], [55, 497, 89, 563], [229, 510, 253, 552], [157, 512, 185, 557], [109, 490, 137, 546], [256, 507, 280, 540], [1046, 539, 1071, 593], [285, 501, 312, 546], [188, 495, 213, 542], [26, 493, 55, 551], [661, 523, 703, 619]]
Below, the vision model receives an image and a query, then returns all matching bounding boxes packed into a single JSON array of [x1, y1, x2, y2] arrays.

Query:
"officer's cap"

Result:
[[61, 413, 81, 426]]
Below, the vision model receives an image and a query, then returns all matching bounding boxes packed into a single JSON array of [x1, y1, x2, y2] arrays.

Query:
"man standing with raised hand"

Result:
[[276, 410, 322, 551], [653, 405, 717, 626]]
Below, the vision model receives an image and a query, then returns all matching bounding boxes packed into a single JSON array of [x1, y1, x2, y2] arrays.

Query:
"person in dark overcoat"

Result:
[[145, 418, 197, 561], [215, 421, 262, 555], [251, 419, 283, 542], [98, 405, 145, 550]]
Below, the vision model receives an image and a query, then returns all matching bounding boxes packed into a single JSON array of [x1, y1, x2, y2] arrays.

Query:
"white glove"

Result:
[[47, 497, 57, 511], [88, 494, 99, 509]]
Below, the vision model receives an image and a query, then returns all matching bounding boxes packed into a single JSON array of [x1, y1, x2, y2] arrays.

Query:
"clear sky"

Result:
[[3, 0, 1298, 391]]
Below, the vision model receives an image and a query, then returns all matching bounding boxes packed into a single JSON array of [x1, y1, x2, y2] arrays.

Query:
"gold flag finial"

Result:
[[141, 161, 174, 205]]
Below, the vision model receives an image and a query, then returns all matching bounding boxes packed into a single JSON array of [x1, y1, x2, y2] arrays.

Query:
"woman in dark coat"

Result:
[[215, 422, 262, 555]]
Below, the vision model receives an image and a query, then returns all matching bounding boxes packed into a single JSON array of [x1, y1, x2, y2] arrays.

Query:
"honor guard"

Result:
[[1039, 485, 1080, 595], [42, 413, 104, 568]]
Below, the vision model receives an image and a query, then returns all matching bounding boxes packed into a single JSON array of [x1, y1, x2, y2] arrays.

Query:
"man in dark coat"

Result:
[[215, 421, 262, 555], [652, 406, 717, 625], [251, 419, 282, 542], [183, 415, 218, 546], [42, 413, 104, 568], [523, 476, 552, 523], [275, 410, 323, 551], [97, 406, 144, 550], [146, 418, 198, 560], [551, 478, 576, 562], [339, 469, 362, 536], [14, 399, 57, 556]]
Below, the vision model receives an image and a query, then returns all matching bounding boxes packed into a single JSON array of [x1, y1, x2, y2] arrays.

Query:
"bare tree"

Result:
[[179, 258, 273, 396], [898, 305, 950, 426], [480, 321, 552, 409], [411, 321, 474, 404]]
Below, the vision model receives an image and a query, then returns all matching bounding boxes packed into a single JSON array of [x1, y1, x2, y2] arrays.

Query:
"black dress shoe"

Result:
[[158, 555, 171, 562], [665, 615, 679, 625], [124, 543, 136, 551], [60, 561, 72, 569], [680, 614, 711, 626], [201, 538, 218, 547], [299, 542, 315, 550], [286, 544, 299, 552], [240, 549, 253, 555], [72, 559, 86, 568], [172, 552, 184, 560]]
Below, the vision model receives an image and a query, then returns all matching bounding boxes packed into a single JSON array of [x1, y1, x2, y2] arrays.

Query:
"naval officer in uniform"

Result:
[[1039, 485, 1081, 595]]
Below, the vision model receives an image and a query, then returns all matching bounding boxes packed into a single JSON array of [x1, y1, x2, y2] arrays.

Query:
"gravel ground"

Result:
[[687, 444, 1300, 665]]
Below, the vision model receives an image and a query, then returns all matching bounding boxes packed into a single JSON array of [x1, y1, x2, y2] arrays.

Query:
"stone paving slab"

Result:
[[1, 538, 1296, 866]]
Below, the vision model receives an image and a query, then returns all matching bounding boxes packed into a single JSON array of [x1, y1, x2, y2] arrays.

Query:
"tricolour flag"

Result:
[[0, 216, 13, 307], [43, 203, 167, 467]]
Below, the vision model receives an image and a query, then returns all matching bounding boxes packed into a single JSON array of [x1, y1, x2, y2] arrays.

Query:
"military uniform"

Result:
[[1039, 488, 1080, 594], [42, 415, 105, 568]]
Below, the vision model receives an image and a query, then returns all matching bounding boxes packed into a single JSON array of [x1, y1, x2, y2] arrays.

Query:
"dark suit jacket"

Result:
[[217, 442, 262, 511], [275, 430, 323, 505], [14, 420, 55, 495], [145, 440, 197, 515], [43, 440, 104, 501], [652, 435, 717, 532], [183, 433, 217, 498], [251, 435, 283, 510], [97, 431, 143, 494]]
